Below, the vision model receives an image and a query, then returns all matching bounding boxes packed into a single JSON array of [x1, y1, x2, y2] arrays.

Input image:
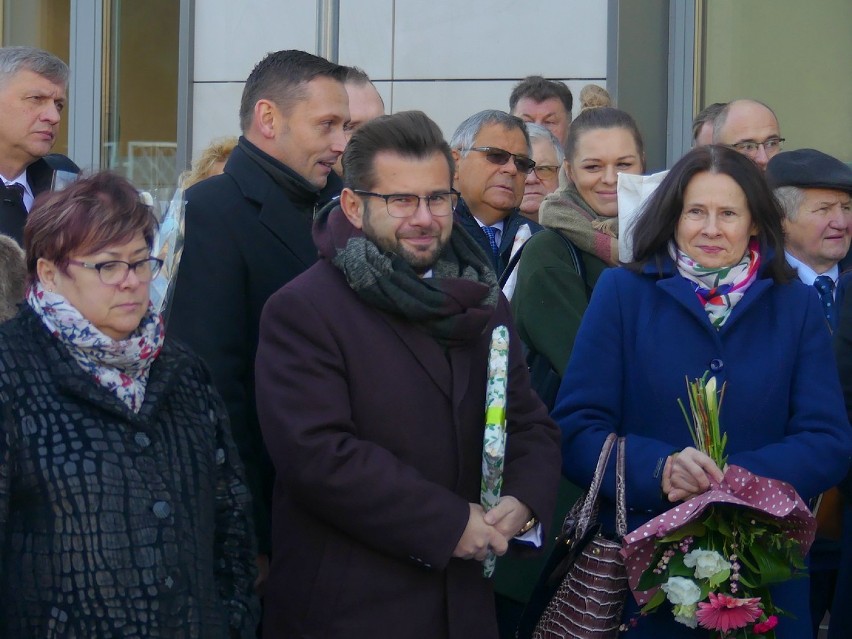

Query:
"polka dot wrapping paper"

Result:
[[619, 464, 816, 606]]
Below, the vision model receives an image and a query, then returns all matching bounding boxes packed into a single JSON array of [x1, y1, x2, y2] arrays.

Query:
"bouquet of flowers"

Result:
[[620, 373, 816, 638]]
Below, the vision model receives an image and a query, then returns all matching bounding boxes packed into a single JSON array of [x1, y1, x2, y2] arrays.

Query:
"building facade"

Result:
[[1, 0, 849, 192]]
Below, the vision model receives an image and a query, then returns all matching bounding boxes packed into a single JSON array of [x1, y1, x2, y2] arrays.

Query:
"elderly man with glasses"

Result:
[[255, 110, 560, 639], [451, 110, 544, 279], [519, 123, 564, 224], [713, 98, 784, 171]]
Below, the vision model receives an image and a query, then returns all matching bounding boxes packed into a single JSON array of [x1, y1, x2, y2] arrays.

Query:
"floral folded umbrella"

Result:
[[481, 324, 509, 578]]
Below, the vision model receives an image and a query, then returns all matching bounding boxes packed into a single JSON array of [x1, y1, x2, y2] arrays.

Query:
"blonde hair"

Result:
[[180, 137, 238, 189], [579, 84, 612, 110]]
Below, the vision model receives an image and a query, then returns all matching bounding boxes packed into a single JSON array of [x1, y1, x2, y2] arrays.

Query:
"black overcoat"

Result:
[[168, 141, 341, 552]]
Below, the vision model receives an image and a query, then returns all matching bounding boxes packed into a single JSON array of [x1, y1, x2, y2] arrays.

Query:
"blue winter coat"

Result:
[[553, 255, 852, 639]]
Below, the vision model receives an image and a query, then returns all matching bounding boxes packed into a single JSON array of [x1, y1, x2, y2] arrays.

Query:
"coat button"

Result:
[[152, 501, 171, 519], [135, 432, 151, 448], [709, 359, 723, 372]]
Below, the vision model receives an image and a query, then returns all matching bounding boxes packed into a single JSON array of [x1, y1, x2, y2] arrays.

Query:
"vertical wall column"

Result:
[[68, 0, 103, 172]]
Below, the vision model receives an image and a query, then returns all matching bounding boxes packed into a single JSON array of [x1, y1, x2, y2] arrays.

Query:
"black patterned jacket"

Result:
[[0, 306, 259, 638]]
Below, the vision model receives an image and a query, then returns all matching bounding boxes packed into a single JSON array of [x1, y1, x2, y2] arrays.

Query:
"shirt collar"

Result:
[[1, 170, 32, 197], [785, 251, 839, 286]]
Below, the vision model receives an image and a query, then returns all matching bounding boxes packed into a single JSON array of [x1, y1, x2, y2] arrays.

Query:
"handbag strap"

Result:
[[615, 436, 627, 537], [575, 433, 617, 538]]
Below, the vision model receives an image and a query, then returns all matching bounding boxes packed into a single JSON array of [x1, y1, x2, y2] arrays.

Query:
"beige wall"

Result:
[[702, 0, 851, 163]]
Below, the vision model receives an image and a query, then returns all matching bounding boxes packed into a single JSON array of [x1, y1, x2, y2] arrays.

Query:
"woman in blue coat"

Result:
[[553, 145, 852, 638]]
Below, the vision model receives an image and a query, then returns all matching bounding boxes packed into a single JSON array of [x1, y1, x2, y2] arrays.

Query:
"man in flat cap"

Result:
[[767, 147, 852, 638], [768, 148, 852, 328]]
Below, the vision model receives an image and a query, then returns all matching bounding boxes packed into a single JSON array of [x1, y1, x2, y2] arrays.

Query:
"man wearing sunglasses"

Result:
[[450, 110, 543, 278], [255, 110, 560, 638], [713, 98, 783, 172]]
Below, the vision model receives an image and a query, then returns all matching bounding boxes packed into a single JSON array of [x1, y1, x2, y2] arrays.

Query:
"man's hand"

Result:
[[452, 504, 508, 561], [483, 495, 532, 541], [662, 446, 724, 502]]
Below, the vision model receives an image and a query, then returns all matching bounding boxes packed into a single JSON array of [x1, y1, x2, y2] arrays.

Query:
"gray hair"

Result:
[[0, 46, 68, 88], [525, 122, 564, 164], [450, 109, 531, 158], [774, 185, 805, 221]]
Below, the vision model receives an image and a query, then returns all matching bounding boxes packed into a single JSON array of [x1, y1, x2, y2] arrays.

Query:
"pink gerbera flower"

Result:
[[695, 592, 762, 632], [753, 615, 779, 634]]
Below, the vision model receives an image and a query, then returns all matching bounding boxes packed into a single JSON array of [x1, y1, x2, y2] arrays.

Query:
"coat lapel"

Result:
[[656, 267, 775, 337], [226, 148, 317, 268], [378, 312, 453, 400], [257, 195, 318, 268]]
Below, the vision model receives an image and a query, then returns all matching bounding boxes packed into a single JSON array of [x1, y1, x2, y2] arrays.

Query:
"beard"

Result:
[[362, 206, 449, 275]]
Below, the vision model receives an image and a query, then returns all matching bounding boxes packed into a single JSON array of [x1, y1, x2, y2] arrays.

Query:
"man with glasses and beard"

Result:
[[255, 111, 560, 639], [451, 110, 543, 279]]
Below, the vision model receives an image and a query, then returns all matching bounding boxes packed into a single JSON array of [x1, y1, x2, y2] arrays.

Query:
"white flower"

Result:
[[661, 576, 701, 605], [672, 603, 698, 628], [684, 549, 732, 580]]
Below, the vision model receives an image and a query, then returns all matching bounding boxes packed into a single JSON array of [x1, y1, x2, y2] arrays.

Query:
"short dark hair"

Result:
[[238, 49, 348, 132], [0, 46, 68, 88], [565, 107, 645, 170], [692, 102, 726, 143], [344, 65, 372, 86], [629, 145, 791, 283], [509, 76, 573, 120], [343, 111, 454, 192], [24, 172, 158, 286]]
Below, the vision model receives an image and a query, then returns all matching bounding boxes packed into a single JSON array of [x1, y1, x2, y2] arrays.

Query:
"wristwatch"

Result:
[[517, 515, 538, 535]]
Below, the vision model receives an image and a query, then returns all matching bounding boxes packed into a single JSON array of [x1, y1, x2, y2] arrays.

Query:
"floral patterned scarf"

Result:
[[27, 282, 165, 412], [669, 238, 761, 328]]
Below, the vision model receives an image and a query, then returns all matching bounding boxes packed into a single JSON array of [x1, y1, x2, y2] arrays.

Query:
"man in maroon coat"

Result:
[[255, 111, 561, 639]]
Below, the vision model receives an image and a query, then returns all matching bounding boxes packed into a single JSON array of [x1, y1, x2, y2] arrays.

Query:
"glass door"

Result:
[[101, 0, 180, 193]]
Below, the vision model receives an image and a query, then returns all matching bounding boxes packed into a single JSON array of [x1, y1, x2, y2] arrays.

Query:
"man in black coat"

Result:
[[450, 110, 542, 281], [168, 50, 350, 584], [0, 46, 78, 244]]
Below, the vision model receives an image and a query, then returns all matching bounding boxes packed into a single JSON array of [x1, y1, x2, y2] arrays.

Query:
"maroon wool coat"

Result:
[[255, 259, 560, 639]]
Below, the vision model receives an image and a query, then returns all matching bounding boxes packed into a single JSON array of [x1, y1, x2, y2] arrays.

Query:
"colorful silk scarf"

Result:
[[27, 282, 164, 412], [669, 238, 761, 328]]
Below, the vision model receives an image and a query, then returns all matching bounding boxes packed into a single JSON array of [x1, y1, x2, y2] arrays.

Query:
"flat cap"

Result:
[[766, 148, 852, 194]]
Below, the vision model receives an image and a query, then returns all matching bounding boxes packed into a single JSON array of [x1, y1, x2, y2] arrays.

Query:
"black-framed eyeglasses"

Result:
[[531, 164, 560, 180], [730, 137, 785, 156], [68, 256, 164, 285], [463, 146, 536, 174], [353, 189, 459, 218]]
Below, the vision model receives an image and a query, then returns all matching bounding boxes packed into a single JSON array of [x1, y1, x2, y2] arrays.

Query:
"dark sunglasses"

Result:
[[464, 146, 536, 174]]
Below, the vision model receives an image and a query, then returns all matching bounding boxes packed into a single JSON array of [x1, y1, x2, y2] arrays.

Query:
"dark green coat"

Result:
[[495, 229, 609, 607], [511, 229, 608, 377]]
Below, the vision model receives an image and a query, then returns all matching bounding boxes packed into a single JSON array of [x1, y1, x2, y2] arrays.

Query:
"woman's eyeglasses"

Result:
[[68, 257, 164, 285]]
